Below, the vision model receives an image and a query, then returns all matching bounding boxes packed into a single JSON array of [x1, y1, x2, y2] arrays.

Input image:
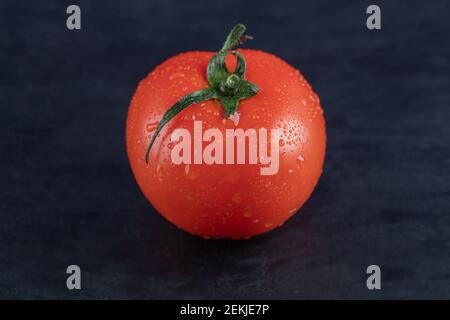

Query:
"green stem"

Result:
[[145, 24, 259, 163], [220, 24, 251, 52], [145, 88, 217, 162]]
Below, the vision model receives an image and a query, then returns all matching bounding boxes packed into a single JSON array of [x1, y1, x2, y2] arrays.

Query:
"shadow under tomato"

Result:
[[116, 170, 334, 299]]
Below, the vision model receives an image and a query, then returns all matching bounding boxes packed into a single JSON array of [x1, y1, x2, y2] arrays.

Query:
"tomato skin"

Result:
[[126, 49, 326, 239]]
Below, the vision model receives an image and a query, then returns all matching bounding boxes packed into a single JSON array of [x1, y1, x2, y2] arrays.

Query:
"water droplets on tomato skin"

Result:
[[146, 121, 159, 132], [156, 164, 164, 181], [184, 165, 200, 180], [229, 112, 240, 126], [231, 193, 242, 204], [169, 72, 185, 80], [127, 50, 326, 239]]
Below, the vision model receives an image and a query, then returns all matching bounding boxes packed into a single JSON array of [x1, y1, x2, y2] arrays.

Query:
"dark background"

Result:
[[1, 0, 449, 299]]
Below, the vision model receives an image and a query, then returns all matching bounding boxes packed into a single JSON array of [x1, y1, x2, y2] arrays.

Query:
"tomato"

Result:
[[126, 25, 326, 239]]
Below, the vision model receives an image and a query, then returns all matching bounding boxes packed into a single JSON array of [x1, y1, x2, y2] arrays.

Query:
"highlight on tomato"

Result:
[[126, 24, 326, 239]]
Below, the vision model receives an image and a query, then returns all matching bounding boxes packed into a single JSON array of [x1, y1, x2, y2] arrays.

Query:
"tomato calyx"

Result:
[[145, 24, 259, 163], [207, 50, 259, 116]]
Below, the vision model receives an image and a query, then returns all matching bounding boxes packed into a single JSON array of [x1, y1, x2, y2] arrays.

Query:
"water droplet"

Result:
[[297, 155, 305, 162], [146, 121, 159, 132], [231, 193, 242, 204], [169, 72, 184, 80], [167, 142, 174, 150], [185, 165, 199, 180], [279, 139, 285, 147], [229, 112, 240, 126], [264, 223, 273, 228], [156, 164, 164, 181]]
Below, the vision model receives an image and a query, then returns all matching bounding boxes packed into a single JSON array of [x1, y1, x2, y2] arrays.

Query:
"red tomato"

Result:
[[126, 25, 326, 239]]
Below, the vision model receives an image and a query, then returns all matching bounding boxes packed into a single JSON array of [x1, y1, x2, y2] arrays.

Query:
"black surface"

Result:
[[1, 0, 450, 299]]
